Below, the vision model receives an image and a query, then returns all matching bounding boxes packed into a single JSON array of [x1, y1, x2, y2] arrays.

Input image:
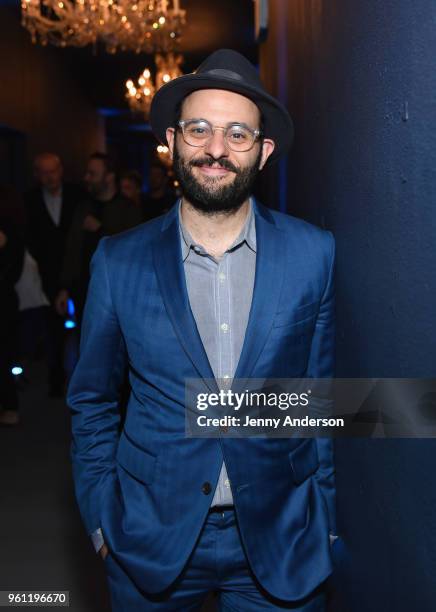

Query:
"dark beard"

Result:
[[173, 141, 262, 215]]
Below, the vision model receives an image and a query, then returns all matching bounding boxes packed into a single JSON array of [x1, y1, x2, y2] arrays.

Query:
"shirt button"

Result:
[[224, 478, 230, 488], [219, 272, 226, 282], [194, 246, 201, 253], [202, 482, 212, 495], [220, 323, 229, 332], [223, 375, 230, 379]]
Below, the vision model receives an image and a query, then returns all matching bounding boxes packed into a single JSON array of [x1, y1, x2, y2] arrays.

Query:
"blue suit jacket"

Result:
[[68, 199, 337, 602]]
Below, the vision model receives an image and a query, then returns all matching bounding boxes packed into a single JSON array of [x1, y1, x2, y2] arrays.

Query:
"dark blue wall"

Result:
[[260, 2, 436, 610]]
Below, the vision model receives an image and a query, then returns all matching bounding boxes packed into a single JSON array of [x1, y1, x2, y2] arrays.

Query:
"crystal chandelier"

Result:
[[126, 52, 183, 119], [21, 0, 186, 54], [126, 68, 156, 118]]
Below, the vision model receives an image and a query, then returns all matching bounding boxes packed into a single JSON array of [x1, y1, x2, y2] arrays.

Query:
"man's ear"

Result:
[[166, 128, 175, 159], [259, 138, 275, 170]]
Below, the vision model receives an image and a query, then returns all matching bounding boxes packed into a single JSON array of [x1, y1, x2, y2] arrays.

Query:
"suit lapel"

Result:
[[36, 189, 51, 225], [59, 186, 70, 232], [38, 187, 61, 230], [152, 204, 218, 392], [153, 200, 285, 391], [234, 201, 286, 381]]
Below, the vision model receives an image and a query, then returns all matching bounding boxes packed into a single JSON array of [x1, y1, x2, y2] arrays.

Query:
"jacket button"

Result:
[[202, 482, 212, 495]]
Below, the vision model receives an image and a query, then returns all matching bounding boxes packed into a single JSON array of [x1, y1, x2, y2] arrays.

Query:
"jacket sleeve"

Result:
[[67, 237, 127, 535], [305, 231, 337, 536]]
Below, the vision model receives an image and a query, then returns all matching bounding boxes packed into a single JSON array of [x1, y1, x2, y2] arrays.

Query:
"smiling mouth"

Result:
[[191, 160, 237, 177], [197, 165, 232, 176]]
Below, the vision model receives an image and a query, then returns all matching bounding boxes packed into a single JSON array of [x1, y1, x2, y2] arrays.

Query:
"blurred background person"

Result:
[[24, 153, 82, 396], [25, 153, 82, 302], [55, 152, 142, 324], [120, 169, 145, 218], [14, 247, 57, 395], [0, 186, 25, 426], [142, 162, 175, 221]]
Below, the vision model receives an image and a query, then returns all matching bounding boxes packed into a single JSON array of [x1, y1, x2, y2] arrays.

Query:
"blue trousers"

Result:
[[104, 509, 326, 611]]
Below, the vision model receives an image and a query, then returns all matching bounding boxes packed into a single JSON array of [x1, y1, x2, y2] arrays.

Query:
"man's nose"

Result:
[[203, 128, 229, 159]]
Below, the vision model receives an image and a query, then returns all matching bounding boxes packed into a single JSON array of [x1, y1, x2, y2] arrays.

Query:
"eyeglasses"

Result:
[[177, 119, 262, 152]]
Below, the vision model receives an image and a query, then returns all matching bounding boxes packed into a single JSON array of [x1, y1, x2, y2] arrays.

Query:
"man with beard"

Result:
[[68, 50, 337, 610], [56, 152, 142, 323]]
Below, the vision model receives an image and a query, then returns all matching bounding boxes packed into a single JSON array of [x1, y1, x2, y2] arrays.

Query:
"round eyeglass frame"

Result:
[[177, 119, 262, 152]]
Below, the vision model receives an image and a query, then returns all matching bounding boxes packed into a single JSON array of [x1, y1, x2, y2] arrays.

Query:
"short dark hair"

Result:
[[120, 169, 142, 189], [89, 152, 118, 176]]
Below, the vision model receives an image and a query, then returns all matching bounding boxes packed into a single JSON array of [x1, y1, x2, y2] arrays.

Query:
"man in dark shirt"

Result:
[[25, 154, 81, 302], [120, 166, 175, 222], [119, 170, 145, 218], [56, 152, 142, 323], [24, 153, 82, 396], [141, 163, 175, 220]]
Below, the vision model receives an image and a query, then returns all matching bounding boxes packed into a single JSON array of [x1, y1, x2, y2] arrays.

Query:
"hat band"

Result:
[[204, 68, 244, 81]]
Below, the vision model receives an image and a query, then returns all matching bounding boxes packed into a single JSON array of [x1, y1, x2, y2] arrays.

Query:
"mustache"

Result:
[[189, 157, 239, 173]]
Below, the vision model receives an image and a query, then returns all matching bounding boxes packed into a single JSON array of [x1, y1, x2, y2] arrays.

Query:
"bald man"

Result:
[[24, 153, 83, 396], [25, 154, 83, 299]]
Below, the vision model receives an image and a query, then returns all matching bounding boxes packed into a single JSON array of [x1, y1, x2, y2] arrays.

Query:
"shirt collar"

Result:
[[43, 187, 62, 201], [178, 198, 256, 262]]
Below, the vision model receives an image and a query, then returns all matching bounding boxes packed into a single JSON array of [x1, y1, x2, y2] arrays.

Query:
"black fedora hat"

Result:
[[150, 48, 294, 165]]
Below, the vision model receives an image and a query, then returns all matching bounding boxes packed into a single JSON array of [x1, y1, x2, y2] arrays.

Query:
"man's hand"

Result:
[[99, 543, 109, 561], [55, 289, 69, 316], [0, 230, 7, 248], [83, 214, 102, 233]]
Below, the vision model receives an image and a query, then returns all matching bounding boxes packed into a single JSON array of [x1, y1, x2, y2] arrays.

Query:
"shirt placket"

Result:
[[216, 254, 233, 381], [211, 252, 232, 504]]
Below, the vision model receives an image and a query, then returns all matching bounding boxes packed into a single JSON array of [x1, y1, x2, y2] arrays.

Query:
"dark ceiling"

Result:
[[12, 0, 257, 111]]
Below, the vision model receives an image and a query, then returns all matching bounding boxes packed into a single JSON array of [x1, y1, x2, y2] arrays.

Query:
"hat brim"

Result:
[[150, 73, 294, 165]]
